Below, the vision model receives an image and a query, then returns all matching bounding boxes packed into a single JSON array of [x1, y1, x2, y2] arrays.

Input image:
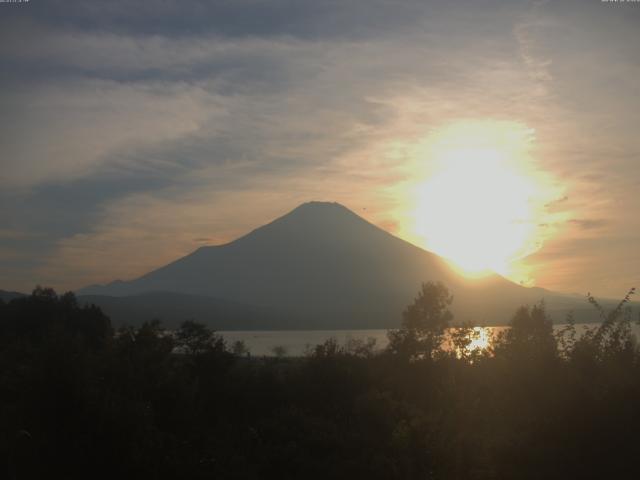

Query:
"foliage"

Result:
[[175, 319, 226, 356], [231, 339, 250, 356], [1, 285, 639, 479], [387, 281, 453, 360], [492, 302, 558, 363]]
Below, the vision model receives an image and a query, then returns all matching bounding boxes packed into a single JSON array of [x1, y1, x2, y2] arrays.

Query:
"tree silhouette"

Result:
[[387, 281, 453, 359], [175, 319, 224, 356], [492, 303, 557, 363], [2, 284, 639, 479]]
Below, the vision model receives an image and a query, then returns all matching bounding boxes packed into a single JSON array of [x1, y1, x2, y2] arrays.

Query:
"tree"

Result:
[[493, 302, 557, 362], [387, 281, 454, 360], [271, 345, 288, 358], [175, 319, 224, 356], [231, 339, 250, 357]]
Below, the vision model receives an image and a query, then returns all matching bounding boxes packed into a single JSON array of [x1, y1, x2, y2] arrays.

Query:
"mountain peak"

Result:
[[245, 200, 375, 241], [294, 200, 347, 210], [287, 201, 354, 218]]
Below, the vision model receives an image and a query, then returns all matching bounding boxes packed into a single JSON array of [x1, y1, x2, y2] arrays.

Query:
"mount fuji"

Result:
[[78, 202, 603, 328]]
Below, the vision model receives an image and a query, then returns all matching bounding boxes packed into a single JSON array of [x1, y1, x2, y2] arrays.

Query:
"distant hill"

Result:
[[0, 289, 26, 302], [77, 292, 296, 330], [79, 202, 622, 328]]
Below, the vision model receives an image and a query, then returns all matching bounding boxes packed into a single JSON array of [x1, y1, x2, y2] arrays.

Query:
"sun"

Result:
[[406, 120, 561, 280]]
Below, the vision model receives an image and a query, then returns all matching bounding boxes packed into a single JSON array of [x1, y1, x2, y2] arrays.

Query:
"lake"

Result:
[[218, 323, 639, 357]]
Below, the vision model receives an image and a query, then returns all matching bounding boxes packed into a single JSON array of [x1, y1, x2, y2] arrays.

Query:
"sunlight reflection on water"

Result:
[[468, 327, 492, 351], [219, 324, 640, 357]]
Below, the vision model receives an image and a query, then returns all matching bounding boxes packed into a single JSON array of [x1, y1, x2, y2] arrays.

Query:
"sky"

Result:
[[1, 0, 639, 298]]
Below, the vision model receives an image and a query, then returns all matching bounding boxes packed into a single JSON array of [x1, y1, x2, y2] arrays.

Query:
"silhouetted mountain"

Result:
[[78, 292, 296, 329], [79, 201, 616, 328], [0, 289, 26, 302]]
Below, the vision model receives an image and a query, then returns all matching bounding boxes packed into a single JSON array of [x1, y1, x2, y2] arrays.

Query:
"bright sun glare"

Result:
[[409, 120, 562, 281]]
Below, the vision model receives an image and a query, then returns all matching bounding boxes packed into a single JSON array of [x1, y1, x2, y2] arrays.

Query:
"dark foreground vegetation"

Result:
[[1, 284, 639, 479]]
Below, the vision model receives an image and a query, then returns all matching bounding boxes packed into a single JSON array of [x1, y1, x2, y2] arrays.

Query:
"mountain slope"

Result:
[[79, 201, 608, 328], [0, 289, 27, 303], [78, 292, 296, 330]]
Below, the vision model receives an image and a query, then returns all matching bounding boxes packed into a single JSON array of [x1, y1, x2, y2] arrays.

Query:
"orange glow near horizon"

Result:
[[402, 120, 566, 284]]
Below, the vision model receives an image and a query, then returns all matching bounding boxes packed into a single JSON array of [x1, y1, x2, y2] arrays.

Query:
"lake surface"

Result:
[[219, 323, 639, 357]]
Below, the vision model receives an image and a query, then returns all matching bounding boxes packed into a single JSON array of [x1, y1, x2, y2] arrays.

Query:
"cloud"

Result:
[[2, 0, 439, 40], [0, 80, 213, 188], [568, 219, 609, 231], [0, 0, 638, 297]]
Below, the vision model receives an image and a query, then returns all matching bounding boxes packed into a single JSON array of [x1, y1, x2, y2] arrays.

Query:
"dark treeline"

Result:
[[1, 284, 640, 479]]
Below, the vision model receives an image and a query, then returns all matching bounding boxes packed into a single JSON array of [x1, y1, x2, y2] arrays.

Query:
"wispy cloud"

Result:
[[1, 0, 638, 296]]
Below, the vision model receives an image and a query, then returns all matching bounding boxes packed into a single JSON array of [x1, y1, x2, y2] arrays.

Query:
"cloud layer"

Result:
[[1, 0, 639, 297]]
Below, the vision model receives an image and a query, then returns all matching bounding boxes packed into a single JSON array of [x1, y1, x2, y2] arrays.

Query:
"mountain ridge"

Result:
[[77, 201, 617, 327]]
